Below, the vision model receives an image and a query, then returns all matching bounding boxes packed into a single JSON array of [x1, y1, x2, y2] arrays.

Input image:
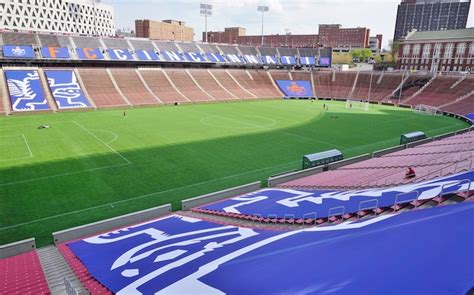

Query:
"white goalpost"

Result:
[[346, 99, 369, 111], [414, 104, 441, 116]]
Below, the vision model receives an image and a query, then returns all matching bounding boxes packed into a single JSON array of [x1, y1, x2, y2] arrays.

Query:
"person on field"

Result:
[[123, 111, 126, 117], [405, 167, 416, 179]]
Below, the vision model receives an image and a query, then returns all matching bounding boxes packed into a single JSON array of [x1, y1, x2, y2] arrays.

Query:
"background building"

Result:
[[0, 0, 115, 36], [135, 19, 194, 41], [370, 35, 384, 53], [393, 0, 471, 41], [204, 24, 381, 51], [398, 28, 474, 72]]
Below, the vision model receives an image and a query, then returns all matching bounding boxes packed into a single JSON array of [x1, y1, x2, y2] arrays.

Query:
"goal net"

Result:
[[414, 104, 441, 116], [346, 99, 369, 111]]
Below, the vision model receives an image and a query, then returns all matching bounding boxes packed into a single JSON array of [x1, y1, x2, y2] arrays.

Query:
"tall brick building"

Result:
[[393, 0, 471, 41], [398, 28, 474, 72], [204, 24, 380, 51], [135, 19, 194, 41]]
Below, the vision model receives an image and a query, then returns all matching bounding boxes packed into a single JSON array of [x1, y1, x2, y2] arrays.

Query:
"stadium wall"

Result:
[[181, 181, 262, 210], [52, 204, 172, 244], [0, 238, 36, 259]]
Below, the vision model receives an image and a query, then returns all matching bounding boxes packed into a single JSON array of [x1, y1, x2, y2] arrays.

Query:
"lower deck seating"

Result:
[[0, 251, 50, 294], [280, 131, 474, 190], [442, 94, 474, 115], [110, 69, 159, 106], [138, 69, 189, 104], [78, 69, 129, 108], [407, 76, 470, 106], [188, 69, 235, 100], [229, 70, 281, 98], [164, 69, 214, 102], [211, 70, 255, 99]]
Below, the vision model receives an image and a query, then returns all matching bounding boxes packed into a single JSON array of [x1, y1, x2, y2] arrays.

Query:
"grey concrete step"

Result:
[[37, 246, 89, 295]]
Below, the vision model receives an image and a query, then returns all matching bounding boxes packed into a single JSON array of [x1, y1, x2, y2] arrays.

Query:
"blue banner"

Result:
[[5, 70, 50, 111], [107, 48, 135, 61], [319, 56, 331, 66], [465, 113, 474, 122], [44, 70, 91, 109], [276, 80, 313, 98], [261, 55, 278, 64], [281, 56, 296, 65], [205, 53, 226, 63], [225, 54, 244, 63], [183, 52, 206, 62], [160, 51, 185, 62], [136, 49, 160, 61], [243, 55, 261, 64], [68, 203, 474, 294], [3, 45, 35, 59], [300, 56, 315, 65], [76, 48, 105, 60], [41, 47, 70, 59], [199, 170, 474, 219]]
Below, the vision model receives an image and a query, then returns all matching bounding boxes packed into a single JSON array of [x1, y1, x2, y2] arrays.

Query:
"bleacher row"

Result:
[[0, 31, 325, 66], [281, 131, 474, 190], [0, 68, 473, 115]]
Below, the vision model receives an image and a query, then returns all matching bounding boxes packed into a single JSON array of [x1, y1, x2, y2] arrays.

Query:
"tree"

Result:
[[332, 53, 352, 64], [360, 48, 373, 62], [389, 40, 400, 62]]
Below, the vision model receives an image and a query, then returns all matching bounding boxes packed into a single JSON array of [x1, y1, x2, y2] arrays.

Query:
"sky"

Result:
[[103, 0, 474, 49]]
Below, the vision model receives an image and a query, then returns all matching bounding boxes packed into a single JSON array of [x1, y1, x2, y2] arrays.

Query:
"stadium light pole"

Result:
[[200, 4, 212, 42], [257, 6, 269, 46]]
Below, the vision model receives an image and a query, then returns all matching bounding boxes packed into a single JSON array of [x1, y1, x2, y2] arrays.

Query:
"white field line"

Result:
[[0, 160, 300, 231], [21, 134, 33, 158], [0, 162, 131, 187], [73, 120, 131, 165]]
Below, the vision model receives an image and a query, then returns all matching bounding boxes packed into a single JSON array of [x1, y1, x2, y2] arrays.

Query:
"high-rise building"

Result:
[[0, 0, 115, 36], [393, 0, 471, 41], [135, 20, 194, 41]]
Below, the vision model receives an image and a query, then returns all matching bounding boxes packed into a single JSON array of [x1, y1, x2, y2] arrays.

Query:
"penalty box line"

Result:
[[0, 121, 132, 186]]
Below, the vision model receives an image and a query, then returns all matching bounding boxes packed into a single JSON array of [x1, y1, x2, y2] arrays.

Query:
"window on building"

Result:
[[403, 44, 411, 57], [444, 43, 454, 59], [434, 43, 442, 58], [456, 43, 466, 57], [422, 44, 431, 58]]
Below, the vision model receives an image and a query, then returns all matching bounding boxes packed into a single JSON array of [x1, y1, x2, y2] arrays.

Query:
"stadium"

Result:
[[0, 0, 473, 294]]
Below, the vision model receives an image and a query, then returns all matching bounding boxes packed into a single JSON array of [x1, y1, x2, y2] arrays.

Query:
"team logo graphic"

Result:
[[287, 82, 307, 96], [45, 71, 90, 109], [7, 71, 49, 111], [12, 46, 26, 57]]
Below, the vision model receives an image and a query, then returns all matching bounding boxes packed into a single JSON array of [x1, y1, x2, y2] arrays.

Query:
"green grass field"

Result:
[[0, 100, 468, 247]]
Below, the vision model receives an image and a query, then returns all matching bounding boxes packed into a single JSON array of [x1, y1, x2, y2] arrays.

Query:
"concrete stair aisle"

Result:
[[37, 246, 88, 295]]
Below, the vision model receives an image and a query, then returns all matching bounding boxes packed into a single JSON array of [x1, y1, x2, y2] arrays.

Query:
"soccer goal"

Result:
[[346, 99, 369, 111], [414, 104, 441, 116]]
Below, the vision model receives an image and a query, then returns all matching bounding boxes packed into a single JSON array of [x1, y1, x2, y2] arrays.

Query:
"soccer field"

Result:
[[0, 100, 468, 247]]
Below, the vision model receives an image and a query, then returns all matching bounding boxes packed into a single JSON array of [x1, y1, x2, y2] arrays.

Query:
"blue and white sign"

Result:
[[300, 56, 316, 65], [160, 51, 185, 62], [199, 170, 474, 219], [205, 53, 226, 63], [243, 55, 261, 64], [136, 50, 160, 61], [69, 204, 474, 294], [76, 48, 105, 60], [5, 70, 50, 111], [261, 55, 278, 65], [45, 70, 91, 109], [41, 47, 70, 59], [107, 48, 135, 61], [183, 52, 206, 62], [281, 56, 297, 65], [225, 54, 244, 63], [276, 80, 313, 98], [3, 45, 35, 59]]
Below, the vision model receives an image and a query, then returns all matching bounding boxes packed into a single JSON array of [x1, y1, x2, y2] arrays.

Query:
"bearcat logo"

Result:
[[287, 81, 307, 96]]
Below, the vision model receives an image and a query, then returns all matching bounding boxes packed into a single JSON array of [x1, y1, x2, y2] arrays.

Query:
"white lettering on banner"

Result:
[[226, 54, 242, 63], [244, 55, 259, 64], [113, 49, 129, 60], [264, 56, 277, 64], [164, 51, 183, 61], [223, 194, 268, 213]]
